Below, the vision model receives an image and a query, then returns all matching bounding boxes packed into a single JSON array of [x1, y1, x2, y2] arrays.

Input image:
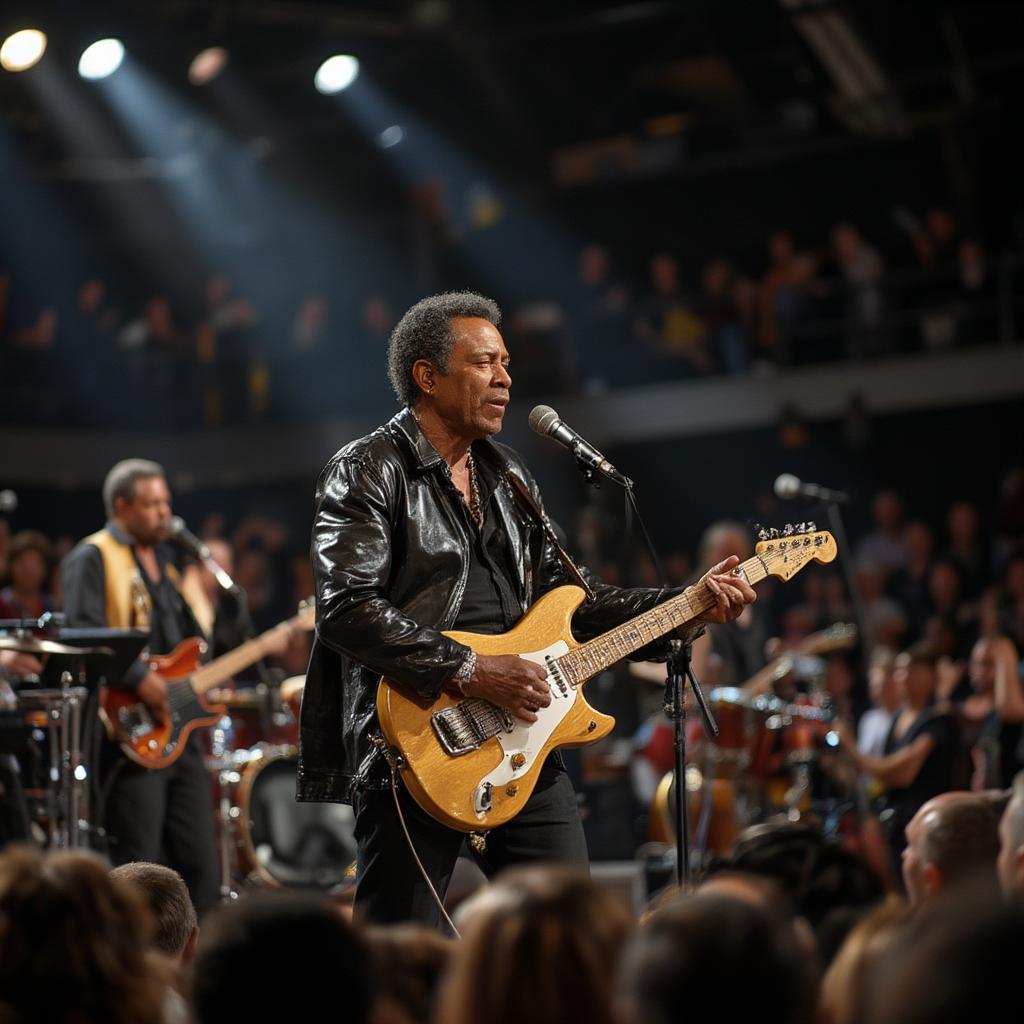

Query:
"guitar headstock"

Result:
[[803, 622, 858, 654], [754, 524, 836, 580]]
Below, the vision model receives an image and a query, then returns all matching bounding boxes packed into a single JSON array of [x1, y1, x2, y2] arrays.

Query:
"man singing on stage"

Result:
[[298, 291, 755, 927], [62, 459, 219, 915]]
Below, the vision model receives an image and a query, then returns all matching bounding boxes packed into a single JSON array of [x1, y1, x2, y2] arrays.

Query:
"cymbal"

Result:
[[0, 634, 113, 657]]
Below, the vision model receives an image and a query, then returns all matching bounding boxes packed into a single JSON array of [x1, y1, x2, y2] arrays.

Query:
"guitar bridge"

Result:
[[432, 699, 514, 756]]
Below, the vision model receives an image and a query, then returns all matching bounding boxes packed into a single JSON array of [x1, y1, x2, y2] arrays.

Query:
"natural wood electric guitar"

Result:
[[377, 527, 837, 832], [100, 600, 314, 769]]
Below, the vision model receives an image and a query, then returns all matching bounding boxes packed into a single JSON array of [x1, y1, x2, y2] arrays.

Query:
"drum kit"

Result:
[[1, 622, 355, 898], [640, 645, 850, 863], [204, 676, 356, 898], [0, 624, 138, 851]]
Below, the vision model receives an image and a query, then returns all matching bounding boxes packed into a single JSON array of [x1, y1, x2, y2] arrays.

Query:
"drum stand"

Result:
[[22, 672, 92, 849]]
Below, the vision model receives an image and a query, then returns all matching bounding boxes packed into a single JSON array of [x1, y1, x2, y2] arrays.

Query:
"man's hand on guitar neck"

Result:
[[136, 672, 170, 728], [465, 655, 552, 725], [694, 555, 757, 626]]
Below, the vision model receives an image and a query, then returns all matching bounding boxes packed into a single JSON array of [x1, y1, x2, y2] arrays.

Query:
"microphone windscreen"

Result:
[[774, 474, 801, 499], [166, 515, 186, 536], [528, 404, 560, 435]]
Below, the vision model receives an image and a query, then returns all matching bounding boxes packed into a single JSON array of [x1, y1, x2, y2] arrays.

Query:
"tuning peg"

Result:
[[795, 521, 807, 534], [806, 521, 816, 532], [769, 527, 781, 539], [782, 523, 795, 537]]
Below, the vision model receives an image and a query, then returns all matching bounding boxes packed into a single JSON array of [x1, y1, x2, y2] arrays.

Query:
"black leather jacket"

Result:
[[297, 407, 676, 804]]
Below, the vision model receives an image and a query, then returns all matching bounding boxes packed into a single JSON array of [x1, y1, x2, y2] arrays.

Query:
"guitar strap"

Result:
[[504, 470, 595, 603]]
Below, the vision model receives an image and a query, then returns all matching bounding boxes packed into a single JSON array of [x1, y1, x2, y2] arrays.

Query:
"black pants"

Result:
[[352, 758, 588, 930], [100, 731, 220, 916]]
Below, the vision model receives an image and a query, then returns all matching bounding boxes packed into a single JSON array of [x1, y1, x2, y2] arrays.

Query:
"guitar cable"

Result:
[[371, 734, 462, 938]]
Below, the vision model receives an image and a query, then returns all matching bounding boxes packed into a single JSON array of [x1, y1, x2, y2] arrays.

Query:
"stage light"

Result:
[[1, 28, 47, 72], [189, 46, 228, 85], [376, 125, 404, 149], [78, 38, 125, 81], [314, 54, 359, 95]]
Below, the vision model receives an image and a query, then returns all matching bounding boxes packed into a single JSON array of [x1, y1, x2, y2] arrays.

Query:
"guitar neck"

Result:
[[559, 554, 769, 685], [189, 619, 294, 694]]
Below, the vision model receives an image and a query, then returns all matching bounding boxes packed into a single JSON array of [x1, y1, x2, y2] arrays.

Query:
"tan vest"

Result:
[[83, 528, 192, 632], [82, 528, 152, 630]]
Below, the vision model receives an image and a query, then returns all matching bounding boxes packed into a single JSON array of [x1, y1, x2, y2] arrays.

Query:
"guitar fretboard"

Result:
[[556, 554, 769, 686]]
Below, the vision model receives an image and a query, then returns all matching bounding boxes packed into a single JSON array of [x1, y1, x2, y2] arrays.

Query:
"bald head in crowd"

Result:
[[998, 771, 1024, 899], [902, 792, 1002, 904]]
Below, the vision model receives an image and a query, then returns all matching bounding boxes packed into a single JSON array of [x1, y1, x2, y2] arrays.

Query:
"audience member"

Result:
[[438, 866, 631, 1024], [190, 893, 373, 1024], [817, 896, 912, 1024], [111, 862, 198, 1024], [617, 891, 817, 1024], [900, 792, 1002, 904], [997, 770, 1024, 898], [0, 531, 55, 621], [0, 847, 168, 1024], [838, 644, 959, 867], [365, 923, 452, 1024]]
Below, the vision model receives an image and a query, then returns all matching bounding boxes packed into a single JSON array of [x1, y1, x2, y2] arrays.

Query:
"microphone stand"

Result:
[[573, 458, 715, 888]]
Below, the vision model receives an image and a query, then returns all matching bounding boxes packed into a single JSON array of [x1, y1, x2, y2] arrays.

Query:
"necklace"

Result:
[[466, 452, 483, 530]]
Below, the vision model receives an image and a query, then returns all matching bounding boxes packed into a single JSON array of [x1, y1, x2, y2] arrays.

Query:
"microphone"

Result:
[[774, 473, 850, 504], [166, 516, 239, 593], [528, 405, 630, 486], [0, 490, 17, 514]]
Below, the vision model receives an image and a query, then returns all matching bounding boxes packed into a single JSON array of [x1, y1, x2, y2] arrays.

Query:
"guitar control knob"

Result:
[[147, 740, 158, 750], [510, 752, 526, 769], [506, 784, 519, 797]]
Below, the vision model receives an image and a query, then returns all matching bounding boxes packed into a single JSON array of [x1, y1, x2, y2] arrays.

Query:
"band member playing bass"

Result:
[[298, 291, 756, 928], [62, 459, 220, 915]]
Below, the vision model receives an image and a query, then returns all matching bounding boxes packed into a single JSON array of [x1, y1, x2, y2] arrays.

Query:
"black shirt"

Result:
[[881, 706, 958, 845], [450, 456, 520, 636]]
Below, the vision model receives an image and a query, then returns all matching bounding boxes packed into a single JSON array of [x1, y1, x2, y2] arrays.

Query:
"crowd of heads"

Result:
[[2, 822, 1023, 1024], [3, 198, 1017, 429]]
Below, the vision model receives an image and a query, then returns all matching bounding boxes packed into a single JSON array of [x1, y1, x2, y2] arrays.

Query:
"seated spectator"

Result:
[[887, 520, 935, 641], [901, 792, 1002, 904], [856, 561, 908, 648], [944, 499, 988, 598], [866, 884, 1024, 1024], [0, 847, 168, 1024], [837, 644, 960, 869], [365, 923, 452, 1024], [710, 820, 884, 964], [855, 491, 907, 576], [111, 861, 198, 960], [699, 257, 748, 373], [111, 862, 198, 1024], [0, 530, 55, 621], [438, 865, 631, 1024], [832, 223, 886, 360], [858, 646, 900, 757], [997, 770, 1024, 899], [191, 893, 373, 1024], [617, 892, 817, 1024], [817, 896, 912, 1024], [635, 253, 713, 377], [958, 635, 1024, 790]]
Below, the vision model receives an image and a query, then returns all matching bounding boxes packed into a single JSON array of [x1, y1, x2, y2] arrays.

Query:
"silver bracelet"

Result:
[[453, 649, 477, 695]]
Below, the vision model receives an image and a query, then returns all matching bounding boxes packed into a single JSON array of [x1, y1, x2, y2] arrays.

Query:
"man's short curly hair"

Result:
[[387, 291, 501, 407]]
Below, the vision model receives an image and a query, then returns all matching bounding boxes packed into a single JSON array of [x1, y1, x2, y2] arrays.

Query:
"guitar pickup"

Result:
[[432, 699, 514, 756]]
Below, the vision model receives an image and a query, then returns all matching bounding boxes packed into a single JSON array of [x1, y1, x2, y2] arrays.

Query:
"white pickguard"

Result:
[[472, 639, 574, 818]]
